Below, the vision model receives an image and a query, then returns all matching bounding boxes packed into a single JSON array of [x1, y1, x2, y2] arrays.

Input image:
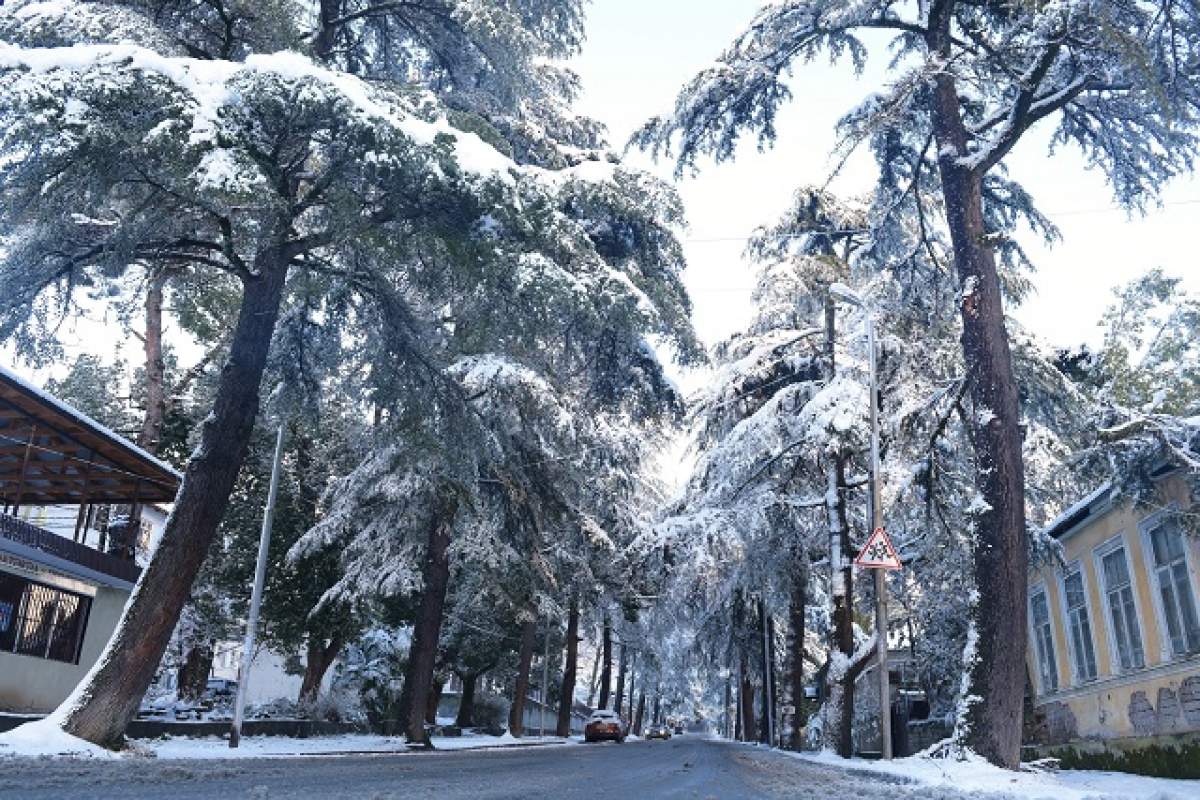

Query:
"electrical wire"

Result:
[[681, 197, 1200, 244]]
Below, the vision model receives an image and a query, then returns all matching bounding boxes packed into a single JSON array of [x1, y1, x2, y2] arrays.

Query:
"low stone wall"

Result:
[[1026, 731, 1200, 779], [0, 714, 366, 740], [128, 718, 367, 740], [905, 718, 952, 756]]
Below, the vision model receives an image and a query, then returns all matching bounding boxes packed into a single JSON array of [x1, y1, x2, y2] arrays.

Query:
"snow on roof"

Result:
[[0, 362, 182, 482], [1042, 482, 1113, 541]]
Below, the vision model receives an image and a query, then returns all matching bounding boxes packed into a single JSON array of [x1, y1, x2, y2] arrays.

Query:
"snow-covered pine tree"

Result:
[[650, 182, 1095, 754], [0, 0, 692, 748], [636, 1, 1200, 766], [1066, 271, 1200, 522]]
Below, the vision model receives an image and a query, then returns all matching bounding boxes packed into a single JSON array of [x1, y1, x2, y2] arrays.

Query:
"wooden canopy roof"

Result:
[[0, 364, 182, 506]]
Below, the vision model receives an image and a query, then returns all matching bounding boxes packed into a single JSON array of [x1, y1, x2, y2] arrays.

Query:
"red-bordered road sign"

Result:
[[854, 527, 902, 570]]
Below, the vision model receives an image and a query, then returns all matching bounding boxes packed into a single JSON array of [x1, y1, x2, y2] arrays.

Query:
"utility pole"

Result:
[[866, 309, 893, 760], [760, 596, 774, 747], [830, 283, 893, 760], [230, 424, 284, 748], [540, 613, 551, 739]]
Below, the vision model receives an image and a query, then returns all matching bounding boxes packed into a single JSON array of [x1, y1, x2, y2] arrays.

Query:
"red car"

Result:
[[583, 710, 627, 743]]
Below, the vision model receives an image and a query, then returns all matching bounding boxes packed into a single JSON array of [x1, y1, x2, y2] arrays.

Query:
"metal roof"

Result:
[[1042, 483, 1114, 543], [0, 364, 182, 506]]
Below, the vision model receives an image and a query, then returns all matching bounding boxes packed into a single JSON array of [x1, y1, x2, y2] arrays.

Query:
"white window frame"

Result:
[[1093, 533, 1147, 673], [1139, 509, 1200, 661], [1028, 584, 1059, 695], [1056, 561, 1099, 685]]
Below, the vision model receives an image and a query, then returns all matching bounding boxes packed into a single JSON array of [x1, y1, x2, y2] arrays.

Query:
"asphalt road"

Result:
[[0, 735, 1000, 799]]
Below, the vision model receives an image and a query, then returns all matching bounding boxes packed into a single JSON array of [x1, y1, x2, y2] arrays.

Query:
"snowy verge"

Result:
[[793, 748, 1200, 800], [0, 717, 118, 760], [0, 722, 575, 761]]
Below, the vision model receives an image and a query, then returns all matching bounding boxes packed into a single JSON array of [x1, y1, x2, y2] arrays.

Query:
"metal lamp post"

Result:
[[829, 283, 893, 760]]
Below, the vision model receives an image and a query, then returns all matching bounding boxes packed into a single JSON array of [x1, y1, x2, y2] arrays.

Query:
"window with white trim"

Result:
[[1146, 517, 1200, 657], [1030, 589, 1058, 692], [1062, 568, 1098, 682], [1100, 545, 1145, 671]]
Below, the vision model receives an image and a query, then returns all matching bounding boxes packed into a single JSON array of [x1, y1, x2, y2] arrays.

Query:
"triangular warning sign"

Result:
[[854, 527, 902, 570]]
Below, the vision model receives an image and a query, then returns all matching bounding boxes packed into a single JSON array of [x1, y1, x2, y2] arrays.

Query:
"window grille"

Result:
[[1147, 518, 1200, 657], [1063, 569, 1098, 682], [1101, 546, 1145, 671], [0, 571, 91, 664], [1030, 589, 1057, 692]]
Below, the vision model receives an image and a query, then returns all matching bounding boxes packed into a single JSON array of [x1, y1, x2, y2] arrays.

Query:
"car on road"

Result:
[[673, 724, 685, 735], [645, 723, 672, 740], [583, 710, 627, 743]]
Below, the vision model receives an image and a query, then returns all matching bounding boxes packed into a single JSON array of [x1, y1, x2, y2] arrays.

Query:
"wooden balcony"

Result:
[[0, 511, 141, 588]]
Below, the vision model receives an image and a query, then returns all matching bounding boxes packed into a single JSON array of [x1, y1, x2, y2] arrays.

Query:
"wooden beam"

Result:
[[12, 423, 35, 512]]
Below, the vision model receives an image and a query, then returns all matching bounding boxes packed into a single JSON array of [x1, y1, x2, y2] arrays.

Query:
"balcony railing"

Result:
[[0, 512, 141, 586]]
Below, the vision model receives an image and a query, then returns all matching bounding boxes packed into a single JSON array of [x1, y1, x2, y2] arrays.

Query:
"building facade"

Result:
[[1026, 472, 1200, 746], [0, 365, 180, 713]]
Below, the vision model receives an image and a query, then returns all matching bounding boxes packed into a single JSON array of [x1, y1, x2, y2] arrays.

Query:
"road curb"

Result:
[[204, 739, 578, 759]]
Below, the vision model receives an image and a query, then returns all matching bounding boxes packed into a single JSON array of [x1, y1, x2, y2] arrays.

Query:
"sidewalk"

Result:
[[0, 716, 578, 760], [147, 732, 578, 759]]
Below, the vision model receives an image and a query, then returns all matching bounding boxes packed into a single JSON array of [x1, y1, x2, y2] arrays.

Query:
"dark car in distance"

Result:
[[584, 710, 627, 743], [645, 723, 672, 740]]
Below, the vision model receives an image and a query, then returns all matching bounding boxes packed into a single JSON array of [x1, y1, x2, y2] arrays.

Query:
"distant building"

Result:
[[1026, 468, 1200, 748], [0, 365, 180, 713]]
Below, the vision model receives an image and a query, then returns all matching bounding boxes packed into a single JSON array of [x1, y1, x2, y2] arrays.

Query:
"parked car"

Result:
[[645, 723, 672, 740], [584, 710, 627, 743], [204, 678, 238, 699], [673, 724, 685, 735]]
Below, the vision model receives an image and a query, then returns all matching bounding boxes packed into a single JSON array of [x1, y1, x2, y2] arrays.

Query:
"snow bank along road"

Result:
[[1, 736, 1028, 800]]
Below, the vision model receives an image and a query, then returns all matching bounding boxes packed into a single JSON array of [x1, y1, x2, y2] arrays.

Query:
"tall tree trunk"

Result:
[[740, 653, 756, 743], [398, 493, 457, 744], [508, 616, 537, 737], [455, 671, 479, 728], [598, 615, 612, 709], [729, 666, 739, 743], [139, 269, 170, 452], [176, 643, 213, 703], [823, 294, 856, 758], [626, 652, 637, 718], [584, 627, 601, 709], [298, 633, 344, 704], [928, 8, 1028, 770], [633, 691, 646, 735], [653, 693, 662, 728], [613, 644, 627, 717], [106, 268, 173, 562], [59, 261, 291, 748], [788, 562, 808, 750], [723, 674, 732, 739], [556, 596, 579, 737], [760, 598, 773, 746], [312, 0, 340, 61], [734, 667, 743, 742]]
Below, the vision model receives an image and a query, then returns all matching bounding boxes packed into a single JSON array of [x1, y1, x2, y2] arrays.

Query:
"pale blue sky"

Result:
[[570, 0, 1200, 358]]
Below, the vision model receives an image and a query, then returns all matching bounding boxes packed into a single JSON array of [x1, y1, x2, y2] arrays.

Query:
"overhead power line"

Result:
[[682, 197, 1200, 244]]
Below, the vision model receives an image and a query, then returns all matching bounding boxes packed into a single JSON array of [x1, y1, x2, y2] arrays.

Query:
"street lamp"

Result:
[[829, 282, 893, 760]]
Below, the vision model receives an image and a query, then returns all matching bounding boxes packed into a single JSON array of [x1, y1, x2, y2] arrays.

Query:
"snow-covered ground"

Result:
[[795, 748, 1200, 800], [148, 732, 576, 759], [0, 717, 577, 760]]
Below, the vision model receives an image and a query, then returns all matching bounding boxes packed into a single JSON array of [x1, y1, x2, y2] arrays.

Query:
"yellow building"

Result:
[[1026, 470, 1200, 753]]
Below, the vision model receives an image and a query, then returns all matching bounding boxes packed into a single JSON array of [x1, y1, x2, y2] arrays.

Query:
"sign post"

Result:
[[861, 307, 898, 759], [832, 284, 902, 759]]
